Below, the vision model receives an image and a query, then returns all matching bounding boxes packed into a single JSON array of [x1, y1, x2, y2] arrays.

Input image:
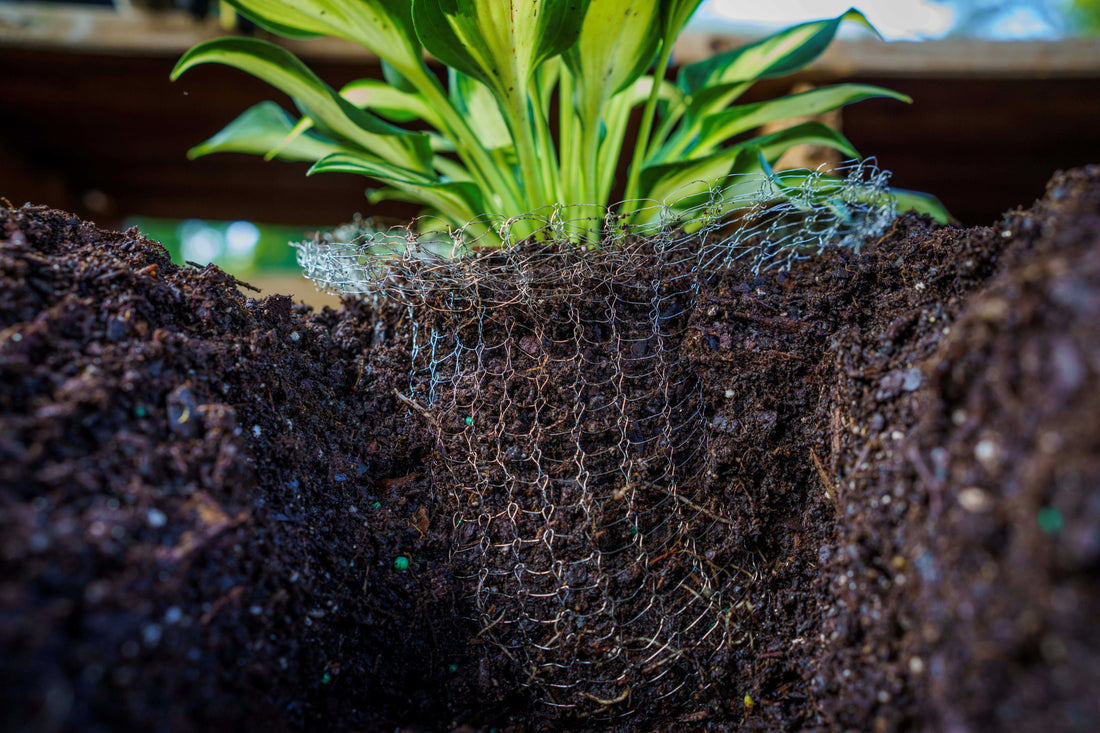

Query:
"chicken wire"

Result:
[[294, 160, 897, 718], [295, 159, 896, 292]]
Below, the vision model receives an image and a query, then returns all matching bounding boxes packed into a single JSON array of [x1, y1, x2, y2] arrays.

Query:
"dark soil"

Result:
[[0, 209, 477, 731], [2, 167, 1098, 731], [810, 168, 1100, 733]]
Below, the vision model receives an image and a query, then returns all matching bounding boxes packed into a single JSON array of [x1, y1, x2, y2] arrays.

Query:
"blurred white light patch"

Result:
[[991, 7, 1062, 39], [226, 220, 261, 257], [178, 219, 222, 265], [695, 0, 955, 40]]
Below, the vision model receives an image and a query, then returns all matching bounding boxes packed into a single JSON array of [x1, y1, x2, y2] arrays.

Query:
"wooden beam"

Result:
[[4, 3, 1100, 77], [673, 32, 1100, 79]]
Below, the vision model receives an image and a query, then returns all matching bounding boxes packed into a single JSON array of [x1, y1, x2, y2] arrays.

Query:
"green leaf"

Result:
[[380, 58, 421, 94], [563, 0, 662, 126], [756, 121, 860, 163], [640, 121, 860, 207], [533, 57, 561, 117], [618, 0, 702, 214], [432, 154, 473, 181], [172, 37, 432, 171], [264, 114, 316, 162], [225, 0, 423, 73], [428, 133, 459, 154], [691, 84, 909, 158], [678, 80, 752, 125], [266, 79, 441, 161], [559, 0, 658, 209], [592, 77, 679, 201], [366, 186, 425, 206], [340, 78, 439, 126], [448, 70, 513, 151], [673, 9, 877, 129], [408, 0, 484, 85], [222, 0, 330, 38], [887, 188, 953, 224], [412, 0, 588, 100], [412, 0, 588, 209], [187, 101, 347, 162], [648, 11, 889, 170], [679, 9, 875, 99], [620, 75, 683, 109], [659, 0, 706, 41], [628, 147, 753, 227], [310, 152, 437, 185], [311, 152, 484, 225]]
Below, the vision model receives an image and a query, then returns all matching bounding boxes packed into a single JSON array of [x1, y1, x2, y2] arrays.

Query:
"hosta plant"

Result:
[[173, 1, 948, 244]]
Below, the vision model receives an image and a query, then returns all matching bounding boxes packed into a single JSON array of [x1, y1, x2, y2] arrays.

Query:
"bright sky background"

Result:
[[692, 0, 1075, 40]]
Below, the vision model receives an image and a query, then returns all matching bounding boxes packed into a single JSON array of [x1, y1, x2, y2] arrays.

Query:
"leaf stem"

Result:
[[598, 93, 631, 204], [621, 36, 674, 216], [530, 80, 563, 206], [405, 64, 525, 217], [648, 96, 685, 161], [559, 67, 581, 207], [505, 90, 549, 213]]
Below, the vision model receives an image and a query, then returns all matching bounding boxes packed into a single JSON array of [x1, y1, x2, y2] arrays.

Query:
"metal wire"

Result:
[[293, 160, 897, 718]]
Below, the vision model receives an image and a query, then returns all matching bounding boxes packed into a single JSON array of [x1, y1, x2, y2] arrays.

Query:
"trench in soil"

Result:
[[2, 167, 1098, 731]]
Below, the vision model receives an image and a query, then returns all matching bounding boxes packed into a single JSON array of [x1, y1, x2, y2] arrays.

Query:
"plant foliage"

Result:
[[173, 1, 949, 243]]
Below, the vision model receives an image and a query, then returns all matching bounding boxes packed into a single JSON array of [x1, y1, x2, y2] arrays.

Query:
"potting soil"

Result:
[[1, 167, 1098, 731]]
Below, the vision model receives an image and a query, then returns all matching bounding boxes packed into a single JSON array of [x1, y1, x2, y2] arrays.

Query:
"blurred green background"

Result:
[[125, 216, 342, 308]]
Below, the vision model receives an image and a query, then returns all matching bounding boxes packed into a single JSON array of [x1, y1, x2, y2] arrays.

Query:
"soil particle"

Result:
[[2, 167, 1099, 731]]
